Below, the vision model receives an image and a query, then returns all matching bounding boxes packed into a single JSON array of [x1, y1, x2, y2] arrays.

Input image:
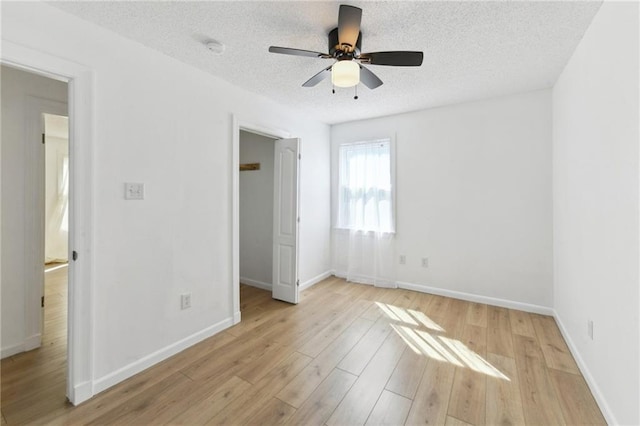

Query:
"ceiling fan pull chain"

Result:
[[332, 84, 335, 94], [354, 85, 358, 100]]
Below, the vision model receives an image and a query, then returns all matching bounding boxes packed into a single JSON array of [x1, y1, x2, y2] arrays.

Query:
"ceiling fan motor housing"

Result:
[[329, 27, 362, 59]]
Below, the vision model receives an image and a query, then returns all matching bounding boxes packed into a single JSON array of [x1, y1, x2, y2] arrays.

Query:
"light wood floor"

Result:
[[1, 272, 605, 425]]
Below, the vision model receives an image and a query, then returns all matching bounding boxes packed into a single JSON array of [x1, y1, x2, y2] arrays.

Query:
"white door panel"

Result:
[[272, 138, 299, 304]]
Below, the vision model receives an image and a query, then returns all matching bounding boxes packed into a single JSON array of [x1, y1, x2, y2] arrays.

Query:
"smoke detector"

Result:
[[205, 40, 225, 55]]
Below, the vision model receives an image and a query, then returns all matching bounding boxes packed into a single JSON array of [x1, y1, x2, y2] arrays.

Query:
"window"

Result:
[[337, 138, 394, 232]]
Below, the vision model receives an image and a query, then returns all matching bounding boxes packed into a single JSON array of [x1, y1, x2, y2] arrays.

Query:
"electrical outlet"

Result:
[[421, 257, 429, 268], [399, 255, 406, 265], [125, 182, 144, 200], [587, 319, 594, 340], [181, 293, 191, 310]]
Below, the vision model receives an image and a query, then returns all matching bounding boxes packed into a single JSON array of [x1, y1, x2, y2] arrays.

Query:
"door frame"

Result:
[[1, 41, 95, 405], [231, 116, 292, 321]]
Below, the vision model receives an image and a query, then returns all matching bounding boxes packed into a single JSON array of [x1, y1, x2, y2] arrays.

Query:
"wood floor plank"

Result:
[[111, 375, 206, 425], [360, 288, 403, 321], [244, 397, 297, 425], [487, 306, 514, 357], [466, 302, 488, 327], [235, 342, 295, 384], [459, 323, 487, 356], [1, 381, 68, 425], [205, 351, 311, 425], [365, 390, 412, 426], [84, 371, 192, 425], [385, 343, 428, 399], [337, 315, 392, 375], [437, 298, 467, 337], [549, 369, 606, 425], [405, 360, 456, 426], [447, 324, 487, 425], [284, 368, 357, 426], [445, 415, 474, 426], [296, 298, 370, 358], [1, 358, 66, 391], [228, 287, 334, 338], [448, 366, 486, 425], [485, 353, 526, 426], [530, 314, 580, 374], [513, 334, 566, 425], [180, 336, 275, 382], [390, 288, 421, 310], [167, 375, 252, 424], [508, 309, 536, 337], [276, 317, 373, 408], [327, 332, 406, 426], [259, 295, 354, 348], [425, 294, 451, 319]]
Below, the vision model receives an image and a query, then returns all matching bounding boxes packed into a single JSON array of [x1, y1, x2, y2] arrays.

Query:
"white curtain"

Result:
[[333, 139, 396, 288], [45, 155, 69, 263]]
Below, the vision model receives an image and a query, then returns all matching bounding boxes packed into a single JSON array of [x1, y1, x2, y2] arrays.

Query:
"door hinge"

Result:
[[41, 296, 45, 308], [298, 153, 301, 160], [72, 250, 78, 261], [296, 279, 300, 287], [42, 133, 45, 144], [297, 217, 300, 223]]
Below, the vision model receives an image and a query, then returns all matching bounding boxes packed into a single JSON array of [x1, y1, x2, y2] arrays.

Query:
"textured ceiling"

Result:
[[51, 1, 602, 124]]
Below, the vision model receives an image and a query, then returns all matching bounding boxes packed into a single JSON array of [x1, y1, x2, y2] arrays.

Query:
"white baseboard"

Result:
[[396, 281, 554, 315], [553, 312, 616, 425], [92, 316, 234, 395], [1, 333, 42, 359], [300, 270, 333, 291], [240, 277, 271, 291], [24, 333, 42, 351], [1, 343, 25, 359], [332, 271, 398, 289], [240, 271, 332, 292], [233, 311, 241, 324], [69, 381, 93, 406]]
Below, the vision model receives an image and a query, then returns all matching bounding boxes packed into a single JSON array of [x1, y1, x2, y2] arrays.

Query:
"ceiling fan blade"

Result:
[[302, 66, 332, 87], [359, 51, 424, 66], [269, 46, 331, 58], [359, 65, 383, 89], [338, 5, 362, 50]]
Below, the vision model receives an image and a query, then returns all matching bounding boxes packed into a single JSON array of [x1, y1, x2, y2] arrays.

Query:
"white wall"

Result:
[[332, 90, 553, 309], [239, 131, 275, 289], [1, 1, 330, 388], [552, 1, 639, 424], [1, 65, 68, 356]]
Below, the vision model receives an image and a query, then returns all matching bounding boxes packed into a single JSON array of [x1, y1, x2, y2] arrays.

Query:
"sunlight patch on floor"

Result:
[[379, 302, 509, 380]]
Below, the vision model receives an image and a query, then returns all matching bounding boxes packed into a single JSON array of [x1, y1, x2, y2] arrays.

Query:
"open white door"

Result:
[[272, 138, 300, 304]]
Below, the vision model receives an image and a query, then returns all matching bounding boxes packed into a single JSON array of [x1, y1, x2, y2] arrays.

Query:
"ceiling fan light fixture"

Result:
[[331, 60, 360, 88]]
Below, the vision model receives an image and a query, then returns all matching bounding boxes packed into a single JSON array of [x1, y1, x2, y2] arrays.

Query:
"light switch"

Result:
[[125, 182, 144, 200]]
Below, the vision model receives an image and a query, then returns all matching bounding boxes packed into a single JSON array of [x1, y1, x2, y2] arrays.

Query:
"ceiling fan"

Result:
[[268, 5, 423, 94]]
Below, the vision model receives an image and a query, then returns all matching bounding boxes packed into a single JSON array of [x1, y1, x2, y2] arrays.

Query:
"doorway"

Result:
[[1, 41, 94, 405], [0, 66, 70, 421], [239, 130, 277, 291], [232, 119, 300, 322]]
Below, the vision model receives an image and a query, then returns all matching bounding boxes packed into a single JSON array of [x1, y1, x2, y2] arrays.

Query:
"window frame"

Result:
[[334, 137, 396, 233]]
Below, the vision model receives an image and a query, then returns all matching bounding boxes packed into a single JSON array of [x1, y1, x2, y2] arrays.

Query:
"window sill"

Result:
[[333, 227, 396, 236]]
